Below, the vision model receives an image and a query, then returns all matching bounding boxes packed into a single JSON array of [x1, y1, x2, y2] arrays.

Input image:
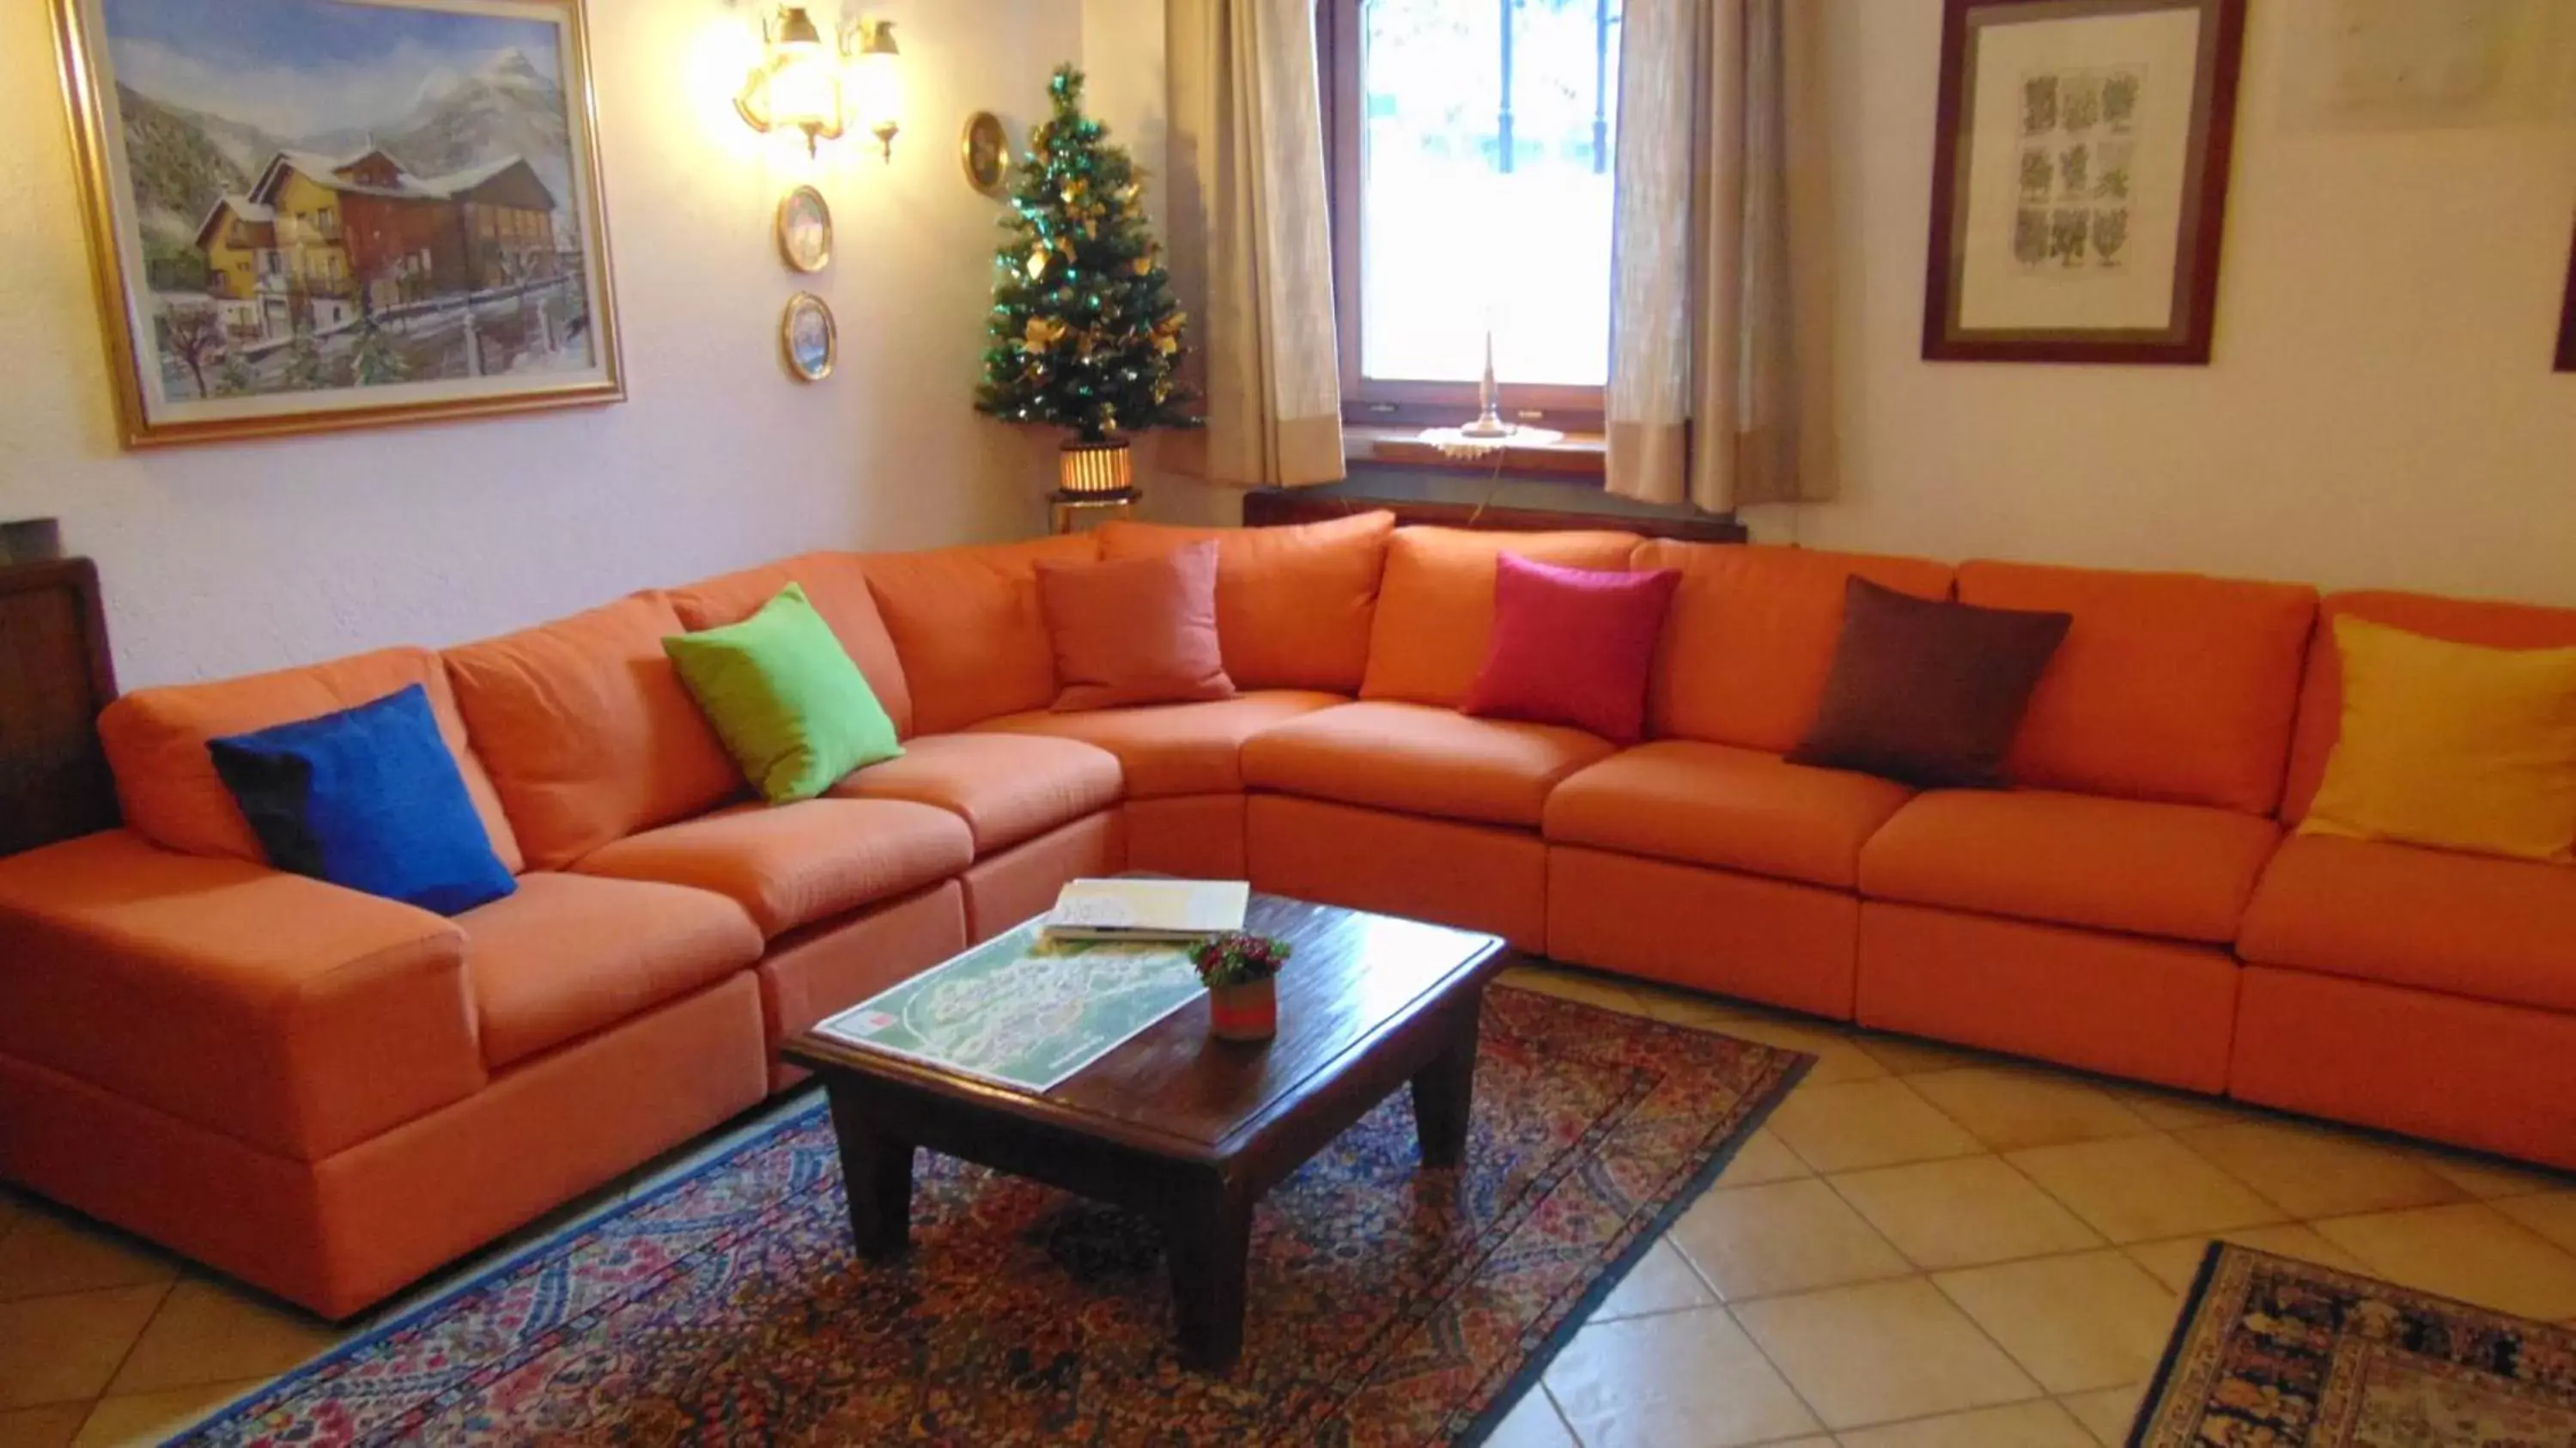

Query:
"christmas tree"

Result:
[[975, 67, 1195, 443]]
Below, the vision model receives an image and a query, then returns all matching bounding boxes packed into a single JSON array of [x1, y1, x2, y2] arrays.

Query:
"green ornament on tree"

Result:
[[974, 65, 1197, 445]]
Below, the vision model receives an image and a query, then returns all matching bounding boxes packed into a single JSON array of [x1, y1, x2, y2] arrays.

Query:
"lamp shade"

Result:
[[737, 5, 846, 156], [852, 21, 902, 158]]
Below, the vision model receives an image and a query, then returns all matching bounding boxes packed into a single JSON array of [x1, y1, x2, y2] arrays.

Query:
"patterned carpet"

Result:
[[176, 984, 1806, 1447], [2131, 1243, 2576, 1445]]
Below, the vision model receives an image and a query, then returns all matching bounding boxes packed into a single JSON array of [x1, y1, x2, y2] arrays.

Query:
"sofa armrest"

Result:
[[0, 830, 484, 1161]]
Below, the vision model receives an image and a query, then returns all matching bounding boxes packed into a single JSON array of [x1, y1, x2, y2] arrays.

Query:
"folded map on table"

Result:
[[812, 920, 1207, 1092]]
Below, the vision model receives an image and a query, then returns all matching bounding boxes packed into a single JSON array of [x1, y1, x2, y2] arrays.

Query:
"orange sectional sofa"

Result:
[[0, 513, 2568, 1319]]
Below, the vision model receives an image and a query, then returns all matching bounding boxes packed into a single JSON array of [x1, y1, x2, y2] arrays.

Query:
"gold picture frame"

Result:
[[50, 0, 626, 448], [782, 292, 836, 381], [777, 186, 831, 273], [961, 111, 1012, 196]]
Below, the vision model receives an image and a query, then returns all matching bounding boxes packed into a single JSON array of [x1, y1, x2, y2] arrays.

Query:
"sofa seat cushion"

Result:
[[1859, 789, 2280, 943], [827, 732, 1122, 854], [973, 691, 1347, 798], [1242, 700, 1616, 828], [462, 872, 763, 1069], [2240, 833, 2576, 1014], [1544, 741, 1913, 889], [0, 830, 480, 1162], [571, 798, 973, 939]]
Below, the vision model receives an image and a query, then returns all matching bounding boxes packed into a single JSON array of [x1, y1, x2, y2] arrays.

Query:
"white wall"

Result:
[[1081, 0, 2576, 601], [0, 0, 1079, 686], [1746, 0, 2576, 604]]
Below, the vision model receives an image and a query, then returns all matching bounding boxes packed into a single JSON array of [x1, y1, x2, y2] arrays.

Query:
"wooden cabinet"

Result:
[[0, 558, 119, 855]]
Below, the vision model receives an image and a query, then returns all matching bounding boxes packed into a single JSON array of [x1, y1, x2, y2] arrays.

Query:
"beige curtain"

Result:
[[1165, 0, 1346, 487], [1606, 0, 1834, 510]]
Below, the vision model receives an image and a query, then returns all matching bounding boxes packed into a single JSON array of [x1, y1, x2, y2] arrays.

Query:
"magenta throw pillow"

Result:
[[1461, 553, 1680, 744]]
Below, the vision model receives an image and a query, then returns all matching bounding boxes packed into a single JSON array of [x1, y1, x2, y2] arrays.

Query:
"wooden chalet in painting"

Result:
[[190, 147, 562, 339]]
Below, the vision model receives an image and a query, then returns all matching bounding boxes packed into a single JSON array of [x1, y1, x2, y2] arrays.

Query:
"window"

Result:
[[1321, 0, 1623, 430]]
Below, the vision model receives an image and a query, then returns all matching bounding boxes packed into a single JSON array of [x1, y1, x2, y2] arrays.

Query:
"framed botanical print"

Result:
[[1923, 0, 2247, 364], [50, 0, 624, 447]]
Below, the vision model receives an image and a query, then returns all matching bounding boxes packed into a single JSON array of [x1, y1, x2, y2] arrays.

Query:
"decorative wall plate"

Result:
[[777, 186, 832, 273], [961, 111, 1011, 196], [782, 292, 836, 381]]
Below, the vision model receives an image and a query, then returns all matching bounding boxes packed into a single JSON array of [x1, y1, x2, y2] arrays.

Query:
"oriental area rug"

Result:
[[176, 985, 1807, 1447], [2129, 1243, 2576, 1446]]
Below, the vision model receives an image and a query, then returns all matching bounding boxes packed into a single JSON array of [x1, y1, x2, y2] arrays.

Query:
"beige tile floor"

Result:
[[4, 964, 2573, 1446]]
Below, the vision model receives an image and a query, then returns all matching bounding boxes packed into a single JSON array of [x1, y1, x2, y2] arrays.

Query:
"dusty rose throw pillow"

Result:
[[1036, 542, 1236, 711]]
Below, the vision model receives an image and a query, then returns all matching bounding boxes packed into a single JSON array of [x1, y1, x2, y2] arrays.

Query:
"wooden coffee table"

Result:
[[781, 891, 1508, 1371]]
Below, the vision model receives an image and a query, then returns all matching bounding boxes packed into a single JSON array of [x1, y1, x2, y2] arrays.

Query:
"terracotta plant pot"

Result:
[[1207, 977, 1278, 1043]]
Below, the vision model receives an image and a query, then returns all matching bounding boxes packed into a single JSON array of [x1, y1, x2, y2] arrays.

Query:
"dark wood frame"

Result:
[[1921, 0, 2247, 365], [2556, 222, 2576, 374], [1244, 487, 1748, 544], [0, 557, 120, 856], [1317, 0, 1607, 432]]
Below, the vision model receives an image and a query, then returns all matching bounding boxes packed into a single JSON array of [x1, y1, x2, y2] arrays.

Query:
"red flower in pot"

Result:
[[1193, 932, 1291, 1043]]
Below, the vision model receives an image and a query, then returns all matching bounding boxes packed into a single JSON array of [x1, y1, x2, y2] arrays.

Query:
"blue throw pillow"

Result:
[[208, 684, 516, 916]]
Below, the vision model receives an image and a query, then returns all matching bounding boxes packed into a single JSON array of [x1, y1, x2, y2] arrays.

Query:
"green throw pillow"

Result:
[[665, 583, 901, 804]]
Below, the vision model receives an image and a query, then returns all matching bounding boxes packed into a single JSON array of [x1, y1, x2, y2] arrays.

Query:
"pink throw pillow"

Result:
[[1462, 553, 1680, 744], [1036, 542, 1236, 711]]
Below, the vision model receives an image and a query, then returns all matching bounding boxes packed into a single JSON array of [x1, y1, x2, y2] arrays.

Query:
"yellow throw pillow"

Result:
[[2303, 616, 2576, 863]]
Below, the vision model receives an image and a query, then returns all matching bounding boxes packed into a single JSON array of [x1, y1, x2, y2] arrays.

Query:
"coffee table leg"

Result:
[[826, 1086, 914, 1260], [1167, 1183, 1253, 1372], [1411, 1000, 1481, 1169]]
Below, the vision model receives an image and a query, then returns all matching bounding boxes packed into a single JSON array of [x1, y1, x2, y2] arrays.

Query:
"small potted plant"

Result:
[[1193, 932, 1291, 1043]]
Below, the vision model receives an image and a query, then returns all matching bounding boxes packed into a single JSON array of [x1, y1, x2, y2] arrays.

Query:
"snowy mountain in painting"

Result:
[[387, 49, 574, 213]]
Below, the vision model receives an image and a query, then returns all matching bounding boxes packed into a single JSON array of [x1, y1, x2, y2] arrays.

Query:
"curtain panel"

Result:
[[1166, 0, 1347, 488], [1606, 0, 1836, 511]]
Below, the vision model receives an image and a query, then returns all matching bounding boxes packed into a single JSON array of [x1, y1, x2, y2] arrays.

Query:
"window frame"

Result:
[[1318, 0, 1610, 435]]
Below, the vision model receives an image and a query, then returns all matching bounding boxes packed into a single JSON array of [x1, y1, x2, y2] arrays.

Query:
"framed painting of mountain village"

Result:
[[50, 0, 623, 447]]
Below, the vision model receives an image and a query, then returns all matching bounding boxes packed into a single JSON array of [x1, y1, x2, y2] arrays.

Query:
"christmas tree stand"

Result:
[[1050, 435, 1138, 534]]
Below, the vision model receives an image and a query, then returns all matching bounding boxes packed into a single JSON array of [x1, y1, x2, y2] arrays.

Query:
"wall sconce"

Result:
[[850, 21, 902, 162], [736, 6, 846, 158]]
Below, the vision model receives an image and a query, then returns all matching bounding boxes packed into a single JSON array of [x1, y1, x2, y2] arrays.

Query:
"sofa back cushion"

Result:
[[1097, 511, 1394, 692], [864, 533, 1101, 735], [1637, 541, 1955, 752], [443, 593, 742, 870], [100, 646, 525, 873], [2284, 590, 2576, 824], [1360, 526, 1641, 708], [663, 551, 913, 739], [1959, 561, 2318, 815]]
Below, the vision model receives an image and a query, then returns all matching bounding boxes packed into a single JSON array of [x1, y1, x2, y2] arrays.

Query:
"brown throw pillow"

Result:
[[1789, 577, 2071, 789], [1036, 542, 1236, 711]]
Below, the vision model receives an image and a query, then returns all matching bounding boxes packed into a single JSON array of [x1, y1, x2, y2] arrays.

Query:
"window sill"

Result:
[[1343, 423, 1607, 482]]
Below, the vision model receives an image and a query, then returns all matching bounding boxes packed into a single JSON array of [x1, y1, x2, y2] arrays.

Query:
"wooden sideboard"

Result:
[[0, 558, 119, 855]]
